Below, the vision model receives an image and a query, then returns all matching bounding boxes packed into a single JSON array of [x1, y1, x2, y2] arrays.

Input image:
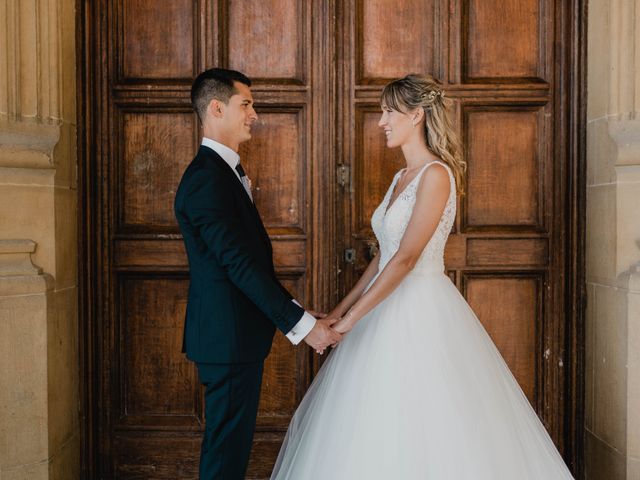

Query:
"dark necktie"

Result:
[[235, 163, 253, 201]]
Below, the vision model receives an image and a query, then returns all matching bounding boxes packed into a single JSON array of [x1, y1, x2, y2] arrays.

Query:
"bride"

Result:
[[271, 74, 574, 479]]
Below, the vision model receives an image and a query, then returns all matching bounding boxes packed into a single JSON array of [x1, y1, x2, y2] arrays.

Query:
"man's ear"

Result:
[[208, 98, 225, 118]]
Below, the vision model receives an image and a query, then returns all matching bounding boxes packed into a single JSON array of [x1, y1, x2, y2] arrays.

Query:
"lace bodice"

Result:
[[371, 161, 456, 274]]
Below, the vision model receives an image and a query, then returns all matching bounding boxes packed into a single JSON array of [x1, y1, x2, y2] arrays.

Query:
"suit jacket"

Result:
[[174, 145, 304, 363]]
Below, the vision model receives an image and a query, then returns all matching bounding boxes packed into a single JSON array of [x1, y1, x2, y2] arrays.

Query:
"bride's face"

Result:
[[378, 104, 415, 148]]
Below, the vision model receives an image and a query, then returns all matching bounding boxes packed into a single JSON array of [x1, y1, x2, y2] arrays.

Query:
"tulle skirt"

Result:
[[271, 271, 574, 479]]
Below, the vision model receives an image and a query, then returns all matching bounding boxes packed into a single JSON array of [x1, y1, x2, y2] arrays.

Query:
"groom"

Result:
[[174, 68, 342, 479]]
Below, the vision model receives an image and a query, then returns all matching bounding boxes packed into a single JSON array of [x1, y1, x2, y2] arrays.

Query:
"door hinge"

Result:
[[337, 164, 350, 187], [344, 248, 356, 264]]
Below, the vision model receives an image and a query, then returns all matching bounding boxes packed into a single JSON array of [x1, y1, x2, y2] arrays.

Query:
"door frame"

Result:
[[76, 1, 588, 477]]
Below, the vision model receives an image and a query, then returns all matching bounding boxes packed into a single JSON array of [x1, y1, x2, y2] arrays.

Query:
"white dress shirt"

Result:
[[201, 137, 316, 344]]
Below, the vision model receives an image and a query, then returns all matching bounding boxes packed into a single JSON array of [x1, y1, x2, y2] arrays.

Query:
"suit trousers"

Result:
[[196, 361, 264, 480]]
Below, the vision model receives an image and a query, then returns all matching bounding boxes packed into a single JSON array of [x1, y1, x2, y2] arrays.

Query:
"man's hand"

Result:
[[307, 310, 327, 319], [303, 317, 342, 354]]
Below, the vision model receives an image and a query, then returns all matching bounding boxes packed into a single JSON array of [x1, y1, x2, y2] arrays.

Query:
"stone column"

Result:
[[586, 0, 640, 478], [0, 0, 79, 478], [0, 240, 52, 479]]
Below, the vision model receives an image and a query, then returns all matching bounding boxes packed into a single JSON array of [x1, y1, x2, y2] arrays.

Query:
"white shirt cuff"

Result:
[[286, 300, 317, 345]]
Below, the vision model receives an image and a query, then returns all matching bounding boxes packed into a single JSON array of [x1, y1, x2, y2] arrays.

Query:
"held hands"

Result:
[[302, 308, 358, 355], [324, 306, 357, 335], [331, 316, 354, 335], [303, 315, 342, 355]]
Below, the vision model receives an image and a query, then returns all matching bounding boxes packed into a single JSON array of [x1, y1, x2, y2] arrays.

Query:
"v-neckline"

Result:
[[383, 163, 431, 216]]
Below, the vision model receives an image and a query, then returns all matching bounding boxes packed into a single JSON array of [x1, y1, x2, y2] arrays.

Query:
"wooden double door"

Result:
[[81, 0, 584, 478]]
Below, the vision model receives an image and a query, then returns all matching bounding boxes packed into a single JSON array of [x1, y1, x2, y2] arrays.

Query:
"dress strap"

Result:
[[423, 160, 450, 174], [420, 161, 454, 187]]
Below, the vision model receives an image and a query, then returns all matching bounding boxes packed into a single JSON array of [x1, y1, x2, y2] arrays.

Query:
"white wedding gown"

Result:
[[271, 161, 574, 479]]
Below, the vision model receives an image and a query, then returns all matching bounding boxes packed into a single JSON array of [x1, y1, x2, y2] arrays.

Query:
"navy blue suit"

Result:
[[175, 145, 304, 478]]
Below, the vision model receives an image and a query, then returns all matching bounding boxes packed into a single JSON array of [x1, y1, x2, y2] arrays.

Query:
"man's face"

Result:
[[216, 82, 258, 150]]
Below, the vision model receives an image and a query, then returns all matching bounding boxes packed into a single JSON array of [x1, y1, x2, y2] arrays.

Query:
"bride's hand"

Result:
[[332, 318, 352, 334]]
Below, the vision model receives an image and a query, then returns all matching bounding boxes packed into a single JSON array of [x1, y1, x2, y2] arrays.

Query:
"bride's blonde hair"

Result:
[[381, 74, 466, 194]]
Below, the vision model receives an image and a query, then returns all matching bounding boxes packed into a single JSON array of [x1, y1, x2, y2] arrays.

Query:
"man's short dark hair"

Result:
[[191, 68, 251, 123]]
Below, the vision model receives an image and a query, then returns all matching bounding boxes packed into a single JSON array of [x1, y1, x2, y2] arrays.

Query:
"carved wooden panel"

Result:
[[118, 276, 201, 427], [358, 0, 436, 82], [114, 435, 200, 478], [272, 240, 306, 269], [120, 0, 197, 80], [463, 0, 544, 81], [466, 238, 548, 267], [115, 240, 187, 269], [238, 108, 306, 231], [464, 274, 541, 403], [120, 111, 197, 230], [463, 106, 544, 231], [227, 0, 305, 82]]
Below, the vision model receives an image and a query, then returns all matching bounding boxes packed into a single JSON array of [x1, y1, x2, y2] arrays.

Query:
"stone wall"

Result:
[[0, 0, 80, 478], [586, 0, 640, 478]]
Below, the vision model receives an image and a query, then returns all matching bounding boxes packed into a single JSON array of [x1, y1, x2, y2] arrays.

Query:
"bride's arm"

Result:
[[328, 253, 381, 318], [333, 164, 450, 333]]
